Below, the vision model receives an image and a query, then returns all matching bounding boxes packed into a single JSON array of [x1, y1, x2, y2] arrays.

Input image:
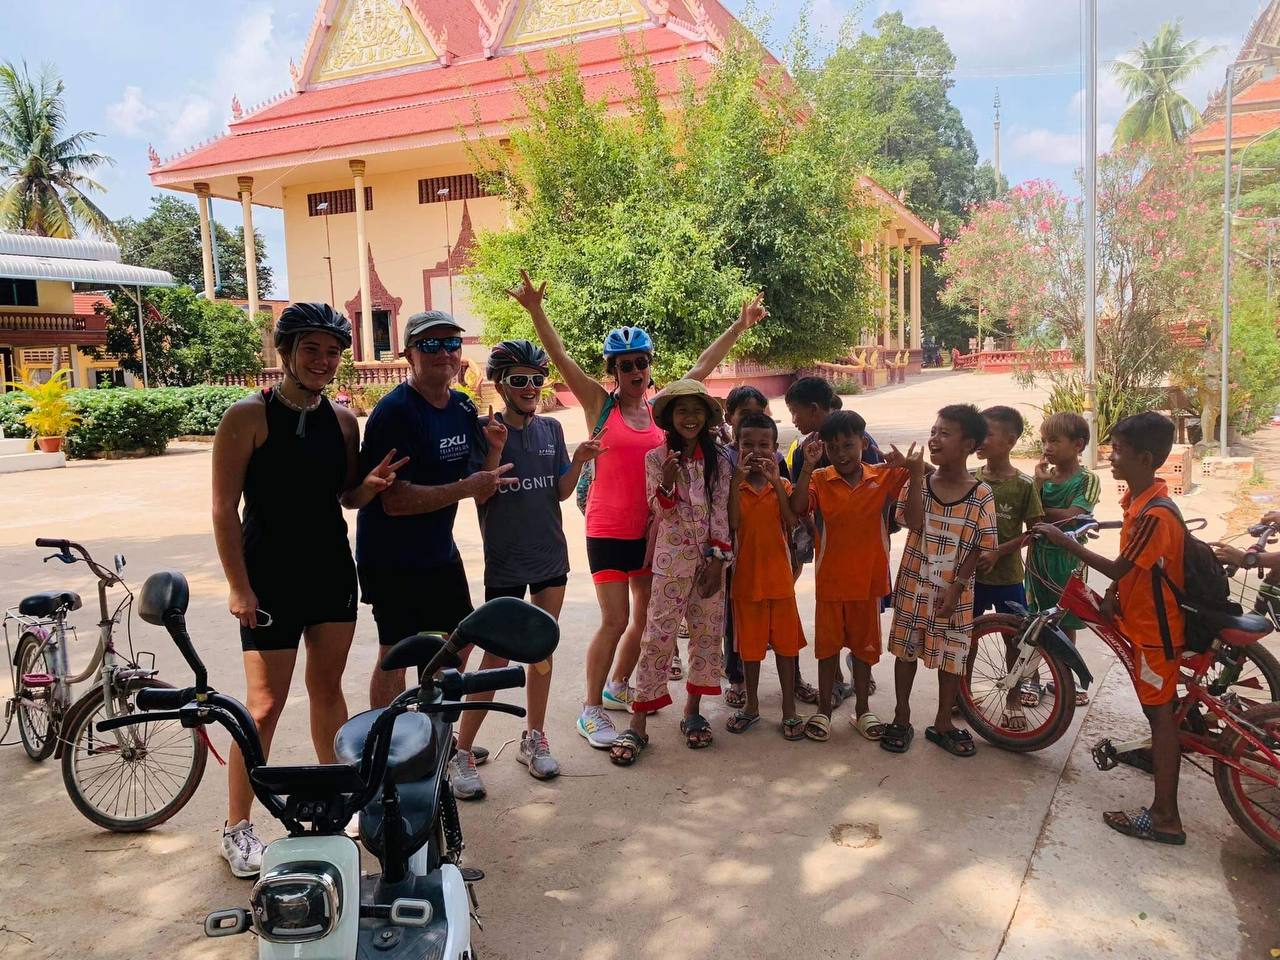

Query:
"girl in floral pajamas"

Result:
[[611, 379, 732, 764]]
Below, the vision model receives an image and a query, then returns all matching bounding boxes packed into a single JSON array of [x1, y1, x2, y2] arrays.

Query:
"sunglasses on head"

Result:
[[411, 336, 463, 354], [502, 373, 547, 389], [616, 355, 651, 374]]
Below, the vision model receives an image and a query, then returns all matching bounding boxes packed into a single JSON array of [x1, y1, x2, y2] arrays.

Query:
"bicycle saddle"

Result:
[[19, 591, 82, 618], [333, 708, 436, 784], [1197, 607, 1273, 647]]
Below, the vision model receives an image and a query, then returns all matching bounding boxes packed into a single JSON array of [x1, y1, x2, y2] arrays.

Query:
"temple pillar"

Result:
[[910, 240, 923, 349], [237, 177, 259, 329], [881, 233, 891, 350], [194, 182, 215, 301], [896, 228, 906, 352], [351, 159, 374, 360]]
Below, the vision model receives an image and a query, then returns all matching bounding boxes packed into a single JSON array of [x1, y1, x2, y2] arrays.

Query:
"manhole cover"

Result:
[[829, 822, 881, 849]]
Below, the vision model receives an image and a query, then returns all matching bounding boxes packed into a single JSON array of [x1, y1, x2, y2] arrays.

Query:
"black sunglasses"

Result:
[[616, 355, 651, 374], [502, 374, 547, 389], [411, 337, 463, 354]]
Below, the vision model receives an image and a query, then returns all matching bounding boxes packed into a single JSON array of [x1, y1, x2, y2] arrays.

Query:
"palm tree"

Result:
[[0, 61, 116, 239], [1111, 21, 1218, 147]]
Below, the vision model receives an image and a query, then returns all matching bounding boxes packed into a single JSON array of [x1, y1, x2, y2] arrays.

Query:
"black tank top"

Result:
[[241, 388, 349, 564]]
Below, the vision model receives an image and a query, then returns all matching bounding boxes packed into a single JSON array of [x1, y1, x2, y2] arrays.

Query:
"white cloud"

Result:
[[168, 98, 215, 147], [1011, 122, 1116, 167], [105, 85, 157, 136]]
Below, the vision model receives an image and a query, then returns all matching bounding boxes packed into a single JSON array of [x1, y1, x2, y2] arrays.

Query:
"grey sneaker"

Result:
[[449, 749, 486, 800], [575, 704, 617, 749], [518, 729, 560, 780], [221, 819, 264, 879]]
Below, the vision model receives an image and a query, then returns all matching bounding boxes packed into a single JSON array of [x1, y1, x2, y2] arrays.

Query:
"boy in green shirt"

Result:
[[1023, 411, 1101, 706], [973, 406, 1044, 616]]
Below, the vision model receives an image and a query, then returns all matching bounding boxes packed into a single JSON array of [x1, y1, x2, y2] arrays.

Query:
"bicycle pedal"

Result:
[[1091, 738, 1118, 771], [459, 867, 484, 883]]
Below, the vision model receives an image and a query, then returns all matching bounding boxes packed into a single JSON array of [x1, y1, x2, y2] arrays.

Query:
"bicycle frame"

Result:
[[1057, 571, 1280, 790]]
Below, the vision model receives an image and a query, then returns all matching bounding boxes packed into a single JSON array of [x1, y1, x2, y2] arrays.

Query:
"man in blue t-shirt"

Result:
[[358, 311, 514, 708]]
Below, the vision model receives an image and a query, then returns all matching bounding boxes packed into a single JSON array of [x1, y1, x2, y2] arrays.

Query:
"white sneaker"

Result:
[[221, 820, 264, 879], [449, 749, 486, 800], [575, 704, 617, 749]]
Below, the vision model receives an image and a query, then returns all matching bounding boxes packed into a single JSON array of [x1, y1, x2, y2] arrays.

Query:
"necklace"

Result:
[[274, 385, 322, 413]]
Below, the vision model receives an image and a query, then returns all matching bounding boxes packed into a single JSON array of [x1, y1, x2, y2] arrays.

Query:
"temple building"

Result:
[[149, 0, 937, 379]]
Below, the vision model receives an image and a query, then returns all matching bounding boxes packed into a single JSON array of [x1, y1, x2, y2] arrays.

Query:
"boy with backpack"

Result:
[[1033, 412, 1193, 845]]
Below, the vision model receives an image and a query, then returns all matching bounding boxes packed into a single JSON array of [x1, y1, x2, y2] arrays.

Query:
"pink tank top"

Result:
[[585, 398, 666, 540]]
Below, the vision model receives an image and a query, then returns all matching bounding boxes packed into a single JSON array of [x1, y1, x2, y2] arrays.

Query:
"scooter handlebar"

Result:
[[461, 666, 526, 696], [135, 687, 194, 711]]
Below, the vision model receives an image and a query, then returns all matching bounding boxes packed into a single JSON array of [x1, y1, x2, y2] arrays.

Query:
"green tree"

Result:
[[116, 195, 274, 299], [0, 60, 115, 239], [88, 286, 265, 385], [1112, 21, 1217, 147], [465, 43, 875, 381]]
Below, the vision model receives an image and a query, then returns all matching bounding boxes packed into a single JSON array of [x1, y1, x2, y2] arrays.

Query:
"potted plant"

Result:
[[6, 366, 80, 453]]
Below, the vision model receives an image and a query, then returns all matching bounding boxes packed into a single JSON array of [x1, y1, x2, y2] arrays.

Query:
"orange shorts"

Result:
[[815, 599, 882, 664], [1134, 643, 1181, 707], [732, 596, 806, 662]]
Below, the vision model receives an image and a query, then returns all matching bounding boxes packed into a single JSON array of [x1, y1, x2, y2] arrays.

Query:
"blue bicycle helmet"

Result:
[[603, 326, 653, 357]]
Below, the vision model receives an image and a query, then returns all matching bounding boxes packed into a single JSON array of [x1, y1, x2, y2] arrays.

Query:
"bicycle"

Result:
[[2, 538, 210, 831], [958, 519, 1280, 857]]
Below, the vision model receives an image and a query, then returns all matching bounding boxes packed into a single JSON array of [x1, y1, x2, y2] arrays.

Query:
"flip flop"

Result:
[[724, 686, 747, 709], [1103, 808, 1186, 845], [1046, 682, 1089, 706], [726, 711, 761, 734], [925, 725, 976, 757], [803, 713, 831, 742], [1000, 706, 1029, 733], [781, 717, 806, 741], [851, 711, 886, 741], [832, 681, 853, 709], [794, 678, 819, 705], [669, 656, 684, 681], [1020, 680, 1043, 707], [680, 713, 713, 748], [880, 722, 914, 753], [609, 730, 648, 766]]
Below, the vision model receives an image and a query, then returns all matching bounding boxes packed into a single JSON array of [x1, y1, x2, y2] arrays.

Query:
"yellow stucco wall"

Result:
[[0, 279, 76, 314], [283, 166, 508, 348]]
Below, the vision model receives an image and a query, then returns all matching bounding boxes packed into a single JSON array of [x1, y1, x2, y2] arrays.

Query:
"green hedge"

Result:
[[0, 384, 249, 457]]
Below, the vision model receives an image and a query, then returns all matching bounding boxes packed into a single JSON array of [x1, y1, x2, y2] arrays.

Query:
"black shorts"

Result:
[[362, 558, 474, 649], [240, 552, 358, 652], [585, 536, 649, 584], [485, 574, 569, 602]]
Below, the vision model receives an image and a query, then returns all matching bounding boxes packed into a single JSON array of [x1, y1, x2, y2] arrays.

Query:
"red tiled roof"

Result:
[[1235, 74, 1280, 107], [154, 33, 713, 176], [73, 293, 109, 316], [1190, 107, 1280, 145]]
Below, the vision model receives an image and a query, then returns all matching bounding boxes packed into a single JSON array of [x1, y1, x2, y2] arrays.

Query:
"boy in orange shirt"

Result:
[[726, 412, 805, 738], [1035, 412, 1187, 845], [790, 411, 915, 743]]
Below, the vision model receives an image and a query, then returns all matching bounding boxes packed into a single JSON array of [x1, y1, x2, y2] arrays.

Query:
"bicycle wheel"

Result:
[[1181, 643, 1280, 735], [15, 632, 58, 761], [61, 678, 208, 832], [959, 613, 1077, 751], [1212, 701, 1280, 858]]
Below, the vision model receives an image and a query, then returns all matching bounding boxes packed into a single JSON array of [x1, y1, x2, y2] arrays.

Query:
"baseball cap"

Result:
[[402, 310, 465, 349]]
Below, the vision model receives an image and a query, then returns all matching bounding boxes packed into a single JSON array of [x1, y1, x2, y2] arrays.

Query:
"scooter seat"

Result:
[[19, 591, 82, 618], [334, 708, 436, 784]]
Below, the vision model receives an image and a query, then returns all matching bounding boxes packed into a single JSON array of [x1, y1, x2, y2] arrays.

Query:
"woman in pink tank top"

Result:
[[507, 271, 768, 754]]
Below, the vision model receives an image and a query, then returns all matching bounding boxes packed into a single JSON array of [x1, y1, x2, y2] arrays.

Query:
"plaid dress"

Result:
[[889, 478, 997, 673]]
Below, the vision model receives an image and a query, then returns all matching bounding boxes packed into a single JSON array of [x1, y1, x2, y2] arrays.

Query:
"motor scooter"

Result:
[[101, 570, 558, 959]]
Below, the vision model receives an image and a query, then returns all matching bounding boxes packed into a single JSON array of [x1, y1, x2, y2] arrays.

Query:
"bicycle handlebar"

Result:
[[34, 538, 71, 551], [135, 687, 195, 711], [34, 538, 120, 586]]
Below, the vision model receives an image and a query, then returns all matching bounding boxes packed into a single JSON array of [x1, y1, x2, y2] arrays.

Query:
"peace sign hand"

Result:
[[505, 269, 548, 315], [882, 442, 917, 472], [362, 448, 411, 495], [574, 426, 606, 465], [801, 434, 824, 472], [483, 406, 508, 450]]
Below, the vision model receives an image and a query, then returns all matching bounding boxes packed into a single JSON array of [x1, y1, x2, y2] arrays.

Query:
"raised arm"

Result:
[[789, 435, 823, 518], [507, 270, 608, 424], [685, 292, 768, 383]]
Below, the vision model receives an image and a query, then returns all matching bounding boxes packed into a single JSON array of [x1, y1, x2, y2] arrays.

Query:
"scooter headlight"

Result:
[[249, 861, 342, 943]]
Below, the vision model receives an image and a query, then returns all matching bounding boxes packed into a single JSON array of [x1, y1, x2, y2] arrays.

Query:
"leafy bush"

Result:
[[0, 390, 33, 438], [353, 383, 395, 415], [1037, 371, 1162, 444], [65, 389, 186, 458], [156, 385, 252, 435], [829, 376, 863, 396]]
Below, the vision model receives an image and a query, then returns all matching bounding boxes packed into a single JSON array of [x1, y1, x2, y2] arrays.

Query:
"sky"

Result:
[[5, 0, 1265, 298]]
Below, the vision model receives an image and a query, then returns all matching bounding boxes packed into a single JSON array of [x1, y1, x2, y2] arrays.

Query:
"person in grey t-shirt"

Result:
[[452, 340, 601, 794]]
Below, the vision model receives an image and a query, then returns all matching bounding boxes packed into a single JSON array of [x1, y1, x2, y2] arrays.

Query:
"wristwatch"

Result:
[[1242, 550, 1261, 570]]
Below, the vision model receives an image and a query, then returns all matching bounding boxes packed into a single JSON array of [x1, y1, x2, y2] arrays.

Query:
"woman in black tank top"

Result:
[[210, 303, 406, 878]]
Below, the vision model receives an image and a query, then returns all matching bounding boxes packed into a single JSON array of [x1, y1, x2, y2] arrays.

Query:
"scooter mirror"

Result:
[[454, 598, 559, 664], [139, 571, 190, 625]]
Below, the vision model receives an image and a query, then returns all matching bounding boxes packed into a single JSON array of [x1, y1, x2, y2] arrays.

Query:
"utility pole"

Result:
[[317, 201, 336, 309], [993, 88, 1002, 185], [437, 187, 456, 316], [1083, 0, 1099, 468]]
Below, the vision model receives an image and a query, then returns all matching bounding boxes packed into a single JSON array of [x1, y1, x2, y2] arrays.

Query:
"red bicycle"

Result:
[[959, 519, 1280, 857]]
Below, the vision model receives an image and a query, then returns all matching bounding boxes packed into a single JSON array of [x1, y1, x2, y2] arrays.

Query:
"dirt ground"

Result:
[[0, 371, 1275, 960]]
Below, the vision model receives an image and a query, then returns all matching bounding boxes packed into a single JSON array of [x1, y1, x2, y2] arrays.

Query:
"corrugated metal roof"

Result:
[[0, 231, 121, 262], [0, 254, 175, 287]]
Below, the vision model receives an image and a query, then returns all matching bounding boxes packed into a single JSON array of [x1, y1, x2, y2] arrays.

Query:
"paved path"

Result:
[[0, 371, 1273, 959]]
